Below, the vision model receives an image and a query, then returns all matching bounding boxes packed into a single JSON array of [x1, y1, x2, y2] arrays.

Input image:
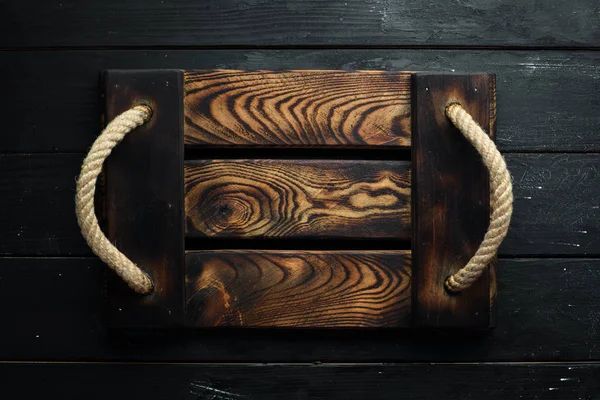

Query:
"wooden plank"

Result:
[[2, 50, 599, 153], [0, 362, 598, 399], [2, 0, 598, 47], [104, 70, 185, 327], [0, 257, 108, 360], [0, 154, 88, 255], [185, 250, 411, 328], [412, 73, 494, 328], [0, 257, 599, 361], [184, 70, 411, 147], [501, 154, 600, 255], [185, 160, 411, 239], [2, 154, 597, 257]]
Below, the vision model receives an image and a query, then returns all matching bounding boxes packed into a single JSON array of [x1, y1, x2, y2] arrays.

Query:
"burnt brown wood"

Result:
[[412, 73, 495, 328], [104, 70, 185, 327], [184, 70, 412, 148], [185, 250, 411, 328], [185, 159, 411, 240], [100, 70, 496, 330]]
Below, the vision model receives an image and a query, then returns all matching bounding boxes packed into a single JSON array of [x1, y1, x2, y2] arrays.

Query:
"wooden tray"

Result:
[[103, 70, 496, 329]]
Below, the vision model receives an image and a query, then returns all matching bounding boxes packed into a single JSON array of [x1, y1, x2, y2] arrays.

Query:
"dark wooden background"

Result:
[[1, 0, 599, 398]]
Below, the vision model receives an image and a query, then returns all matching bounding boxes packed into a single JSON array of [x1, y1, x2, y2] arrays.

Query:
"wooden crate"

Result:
[[103, 69, 496, 329]]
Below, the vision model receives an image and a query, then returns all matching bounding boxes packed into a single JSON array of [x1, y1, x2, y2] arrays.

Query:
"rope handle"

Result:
[[76, 103, 512, 295], [76, 105, 154, 294], [444, 103, 514, 293]]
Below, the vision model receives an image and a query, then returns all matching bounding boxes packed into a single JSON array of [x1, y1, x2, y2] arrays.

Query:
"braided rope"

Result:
[[75, 102, 510, 295], [444, 103, 513, 293], [75, 105, 154, 294]]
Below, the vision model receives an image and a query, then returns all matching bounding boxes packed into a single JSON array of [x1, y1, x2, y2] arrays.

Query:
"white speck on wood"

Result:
[[550, 242, 581, 247], [190, 382, 247, 399]]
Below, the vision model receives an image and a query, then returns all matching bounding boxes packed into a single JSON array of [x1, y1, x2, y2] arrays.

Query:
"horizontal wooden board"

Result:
[[1, 363, 599, 399], [2, 0, 598, 47], [1, 257, 598, 361], [2, 154, 597, 257], [184, 70, 411, 147], [501, 154, 600, 255], [0, 154, 88, 255], [13, 360, 600, 400], [185, 250, 411, 328], [185, 160, 411, 239], [1, 50, 599, 153]]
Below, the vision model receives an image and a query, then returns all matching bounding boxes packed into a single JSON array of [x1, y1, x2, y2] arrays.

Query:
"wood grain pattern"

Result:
[[185, 251, 411, 328], [104, 70, 185, 327], [184, 70, 411, 147], [185, 160, 411, 239], [412, 73, 494, 328]]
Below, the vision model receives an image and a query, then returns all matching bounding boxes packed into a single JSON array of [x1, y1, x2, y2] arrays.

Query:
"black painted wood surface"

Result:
[[2, 0, 598, 47], [2, 50, 600, 153], [1, 362, 598, 399], [1, 0, 599, 397]]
